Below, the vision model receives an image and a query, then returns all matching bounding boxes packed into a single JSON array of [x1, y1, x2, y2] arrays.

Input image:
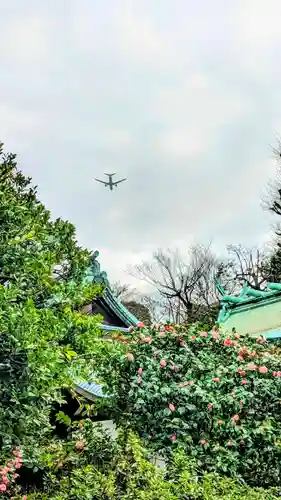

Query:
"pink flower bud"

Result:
[[160, 360, 166, 367], [75, 439, 85, 451], [218, 420, 223, 425], [170, 434, 177, 441], [125, 353, 134, 362], [199, 331, 208, 338], [258, 366, 268, 374], [168, 403, 175, 412], [137, 367, 143, 375], [213, 377, 220, 382], [233, 414, 239, 422], [247, 362, 257, 371], [137, 322, 144, 328], [200, 439, 207, 445]]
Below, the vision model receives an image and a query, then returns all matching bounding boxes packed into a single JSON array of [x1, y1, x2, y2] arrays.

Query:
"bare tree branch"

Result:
[[127, 244, 220, 323]]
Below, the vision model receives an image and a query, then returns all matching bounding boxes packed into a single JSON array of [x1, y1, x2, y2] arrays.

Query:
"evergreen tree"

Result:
[[0, 143, 102, 494]]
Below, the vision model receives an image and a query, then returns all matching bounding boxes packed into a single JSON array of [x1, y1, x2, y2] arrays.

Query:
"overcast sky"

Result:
[[1, 0, 281, 290]]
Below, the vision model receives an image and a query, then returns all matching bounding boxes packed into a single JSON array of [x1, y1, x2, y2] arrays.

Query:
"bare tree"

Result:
[[128, 244, 220, 323], [110, 281, 137, 301], [264, 140, 281, 220], [221, 244, 270, 291]]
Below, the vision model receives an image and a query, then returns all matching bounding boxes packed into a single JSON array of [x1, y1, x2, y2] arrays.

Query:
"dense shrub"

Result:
[[4, 421, 280, 499], [96, 323, 281, 487]]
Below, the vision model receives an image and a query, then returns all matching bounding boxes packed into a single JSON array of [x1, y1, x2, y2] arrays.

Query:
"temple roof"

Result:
[[85, 251, 139, 327], [215, 278, 281, 338]]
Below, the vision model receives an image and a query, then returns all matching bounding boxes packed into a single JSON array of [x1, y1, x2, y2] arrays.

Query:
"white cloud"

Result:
[[156, 130, 207, 159], [1, 0, 281, 290], [0, 14, 52, 66]]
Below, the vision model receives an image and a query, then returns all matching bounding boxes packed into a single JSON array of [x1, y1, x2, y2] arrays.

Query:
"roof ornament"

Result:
[[83, 250, 108, 286]]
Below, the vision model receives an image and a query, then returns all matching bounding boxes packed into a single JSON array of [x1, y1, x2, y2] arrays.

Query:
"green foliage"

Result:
[[95, 324, 281, 487], [0, 144, 103, 492], [7, 422, 280, 499]]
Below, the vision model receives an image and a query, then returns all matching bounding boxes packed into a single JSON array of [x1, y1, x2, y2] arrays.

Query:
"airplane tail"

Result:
[[104, 172, 116, 177]]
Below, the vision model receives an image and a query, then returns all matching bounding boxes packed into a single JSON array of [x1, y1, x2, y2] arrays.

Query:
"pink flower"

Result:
[[13, 473, 19, 479], [188, 380, 195, 386], [140, 336, 152, 344], [200, 331, 208, 338], [200, 439, 207, 445], [247, 362, 257, 371], [191, 335, 197, 340], [0, 484, 6, 491], [160, 360, 166, 367], [169, 403, 175, 412], [233, 414, 239, 422], [212, 332, 220, 340], [234, 334, 240, 339], [23, 496, 27, 500], [237, 355, 243, 361], [241, 379, 247, 385], [272, 371, 277, 377], [218, 420, 223, 425], [227, 441, 233, 447], [224, 339, 234, 346], [237, 368, 246, 376], [125, 353, 134, 362], [207, 403, 213, 409], [179, 382, 185, 388], [231, 391, 236, 397], [170, 434, 177, 441], [258, 366, 268, 374], [137, 322, 145, 328], [137, 367, 143, 375], [2, 477, 9, 485], [12, 448, 20, 457], [75, 439, 85, 450], [256, 337, 266, 343], [159, 332, 166, 337], [213, 377, 220, 382], [180, 340, 186, 346]]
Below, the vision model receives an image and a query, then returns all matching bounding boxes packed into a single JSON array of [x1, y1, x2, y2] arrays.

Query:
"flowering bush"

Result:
[[0, 448, 23, 494], [96, 324, 281, 487]]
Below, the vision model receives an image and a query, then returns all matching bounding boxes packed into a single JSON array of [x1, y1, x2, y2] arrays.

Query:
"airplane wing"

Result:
[[114, 178, 127, 185], [95, 178, 108, 185]]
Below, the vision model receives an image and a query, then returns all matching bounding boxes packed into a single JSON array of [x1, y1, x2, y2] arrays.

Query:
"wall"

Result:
[[220, 296, 281, 336]]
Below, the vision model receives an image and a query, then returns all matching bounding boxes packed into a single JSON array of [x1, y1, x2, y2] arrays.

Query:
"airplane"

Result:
[[94, 173, 127, 191]]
